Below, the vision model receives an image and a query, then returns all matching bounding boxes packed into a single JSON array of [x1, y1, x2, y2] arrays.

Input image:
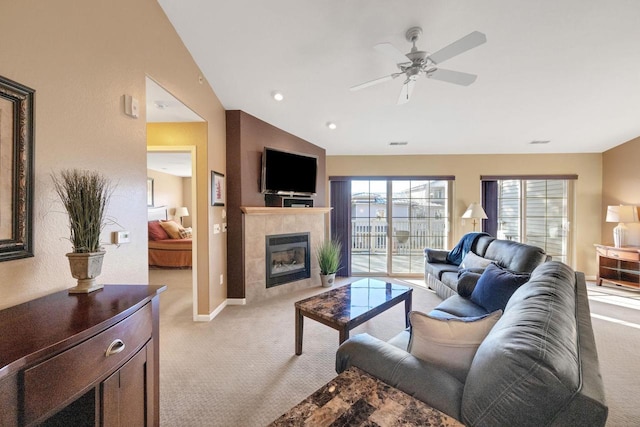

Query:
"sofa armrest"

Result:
[[336, 333, 464, 420], [424, 248, 450, 263]]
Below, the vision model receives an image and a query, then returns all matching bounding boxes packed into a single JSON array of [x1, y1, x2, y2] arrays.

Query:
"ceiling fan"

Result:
[[350, 27, 487, 104]]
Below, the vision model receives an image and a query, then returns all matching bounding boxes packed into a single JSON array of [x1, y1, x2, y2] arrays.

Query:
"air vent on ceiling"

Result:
[[389, 141, 408, 146], [529, 140, 550, 145]]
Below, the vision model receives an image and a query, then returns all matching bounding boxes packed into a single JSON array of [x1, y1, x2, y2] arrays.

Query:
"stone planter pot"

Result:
[[66, 251, 106, 293], [320, 273, 336, 288]]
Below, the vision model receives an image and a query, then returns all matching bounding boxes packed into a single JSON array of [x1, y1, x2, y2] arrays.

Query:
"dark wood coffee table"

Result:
[[268, 367, 463, 426], [294, 278, 412, 355]]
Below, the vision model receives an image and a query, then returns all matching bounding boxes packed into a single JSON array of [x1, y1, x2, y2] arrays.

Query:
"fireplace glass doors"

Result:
[[266, 232, 311, 287]]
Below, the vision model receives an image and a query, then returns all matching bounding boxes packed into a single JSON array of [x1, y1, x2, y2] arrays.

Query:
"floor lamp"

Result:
[[462, 202, 488, 232]]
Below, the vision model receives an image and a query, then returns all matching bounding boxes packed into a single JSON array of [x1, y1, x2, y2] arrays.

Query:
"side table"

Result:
[[594, 243, 640, 289], [268, 367, 462, 426]]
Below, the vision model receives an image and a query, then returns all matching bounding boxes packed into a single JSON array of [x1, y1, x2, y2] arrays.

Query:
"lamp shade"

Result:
[[175, 206, 189, 218], [606, 205, 638, 223], [462, 203, 488, 220]]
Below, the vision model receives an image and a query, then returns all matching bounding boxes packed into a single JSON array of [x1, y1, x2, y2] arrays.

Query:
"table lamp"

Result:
[[175, 206, 189, 225], [462, 202, 488, 232], [605, 205, 638, 248]]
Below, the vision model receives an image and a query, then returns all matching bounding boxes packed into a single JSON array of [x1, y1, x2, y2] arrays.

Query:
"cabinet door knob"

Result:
[[105, 339, 125, 357]]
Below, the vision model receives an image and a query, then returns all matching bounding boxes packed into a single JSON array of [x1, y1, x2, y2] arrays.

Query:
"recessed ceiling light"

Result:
[[529, 140, 550, 145], [389, 141, 408, 146], [272, 91, 284, 101], [326, 122, 337, 130], [154, 101, 169, 110]]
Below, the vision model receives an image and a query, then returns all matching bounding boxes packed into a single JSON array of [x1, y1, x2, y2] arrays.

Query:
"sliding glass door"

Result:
[[351, 180, 387, 274], [351, 179, 450, 276]]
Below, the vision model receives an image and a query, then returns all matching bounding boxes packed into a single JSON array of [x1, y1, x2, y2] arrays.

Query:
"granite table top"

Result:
[[268, 367, 463, 427], [294, 278, 412, 326]]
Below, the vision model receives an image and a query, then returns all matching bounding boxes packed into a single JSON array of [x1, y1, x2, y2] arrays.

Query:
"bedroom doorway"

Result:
[[146, 76, 204, 320]]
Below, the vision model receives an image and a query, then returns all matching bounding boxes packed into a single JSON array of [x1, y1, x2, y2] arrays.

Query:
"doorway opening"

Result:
[[146, 76, 204, 321]]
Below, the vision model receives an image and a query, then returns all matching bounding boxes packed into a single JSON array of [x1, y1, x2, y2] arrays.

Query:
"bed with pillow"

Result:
[[148, 207, 192, 268]]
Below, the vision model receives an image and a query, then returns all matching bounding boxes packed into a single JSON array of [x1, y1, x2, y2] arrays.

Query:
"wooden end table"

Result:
[[294, 278, 412, 355], [268, 366, 463, 426]]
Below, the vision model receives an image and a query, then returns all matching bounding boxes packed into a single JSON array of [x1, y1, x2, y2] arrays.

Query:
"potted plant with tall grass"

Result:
[[52, 169, 114, 293], [316, 238, 342, 287]]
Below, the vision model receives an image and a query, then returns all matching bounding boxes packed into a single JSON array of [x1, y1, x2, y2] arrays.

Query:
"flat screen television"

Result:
[[261, 147, 318, 195]]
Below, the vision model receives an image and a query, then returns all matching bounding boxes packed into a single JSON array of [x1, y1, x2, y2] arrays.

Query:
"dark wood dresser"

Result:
[[0, 285, 166, 426]]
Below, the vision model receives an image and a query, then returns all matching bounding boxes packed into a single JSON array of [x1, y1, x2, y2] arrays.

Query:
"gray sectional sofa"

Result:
[[425, 234, 550, 299], [336, 261, 608, 426]]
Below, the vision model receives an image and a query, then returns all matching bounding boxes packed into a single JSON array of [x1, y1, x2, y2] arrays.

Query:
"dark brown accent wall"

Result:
[[225, 110, 326, 299]]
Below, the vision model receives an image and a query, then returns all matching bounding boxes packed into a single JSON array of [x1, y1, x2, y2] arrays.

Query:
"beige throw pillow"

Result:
[[408, 310, 502, 382], [460, 251, 493, 270], [159, 220, 185, 239]]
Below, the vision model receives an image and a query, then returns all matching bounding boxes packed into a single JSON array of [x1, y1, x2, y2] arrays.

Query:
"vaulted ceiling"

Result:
[[157, 0, 640, 156]]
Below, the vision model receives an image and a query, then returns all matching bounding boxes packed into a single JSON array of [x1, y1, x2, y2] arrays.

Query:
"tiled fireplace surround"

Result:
[[241, 207, 331, 303]]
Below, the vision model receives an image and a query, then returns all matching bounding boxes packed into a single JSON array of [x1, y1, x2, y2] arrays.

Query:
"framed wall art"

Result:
[[211, 171, 225, 206], [0, 75, 35, 262]]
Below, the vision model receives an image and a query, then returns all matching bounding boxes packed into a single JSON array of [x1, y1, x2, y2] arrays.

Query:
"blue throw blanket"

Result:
[[446, 232, 489, 265]]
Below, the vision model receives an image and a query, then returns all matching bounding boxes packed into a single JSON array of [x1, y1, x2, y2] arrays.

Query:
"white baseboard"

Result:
[[585, 275, 597, 281], [226, 298, 247, 306], [194, 299, 228, 322]]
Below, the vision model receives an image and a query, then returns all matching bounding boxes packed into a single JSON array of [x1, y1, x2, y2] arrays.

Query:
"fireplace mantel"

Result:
[[241, 207, 332, 215]]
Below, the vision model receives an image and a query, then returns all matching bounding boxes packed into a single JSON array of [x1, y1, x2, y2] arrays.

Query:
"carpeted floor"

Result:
[[151, 269, 640, 426]]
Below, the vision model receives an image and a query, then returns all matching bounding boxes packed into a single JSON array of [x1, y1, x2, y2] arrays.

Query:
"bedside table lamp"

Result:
[[462, 202, 488, 232], [606, 205, 638, 248], [175, 206, 189, 225]]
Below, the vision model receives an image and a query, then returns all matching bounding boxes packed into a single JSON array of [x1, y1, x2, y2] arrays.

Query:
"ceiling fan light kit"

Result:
[[351, 26, 487, 104]]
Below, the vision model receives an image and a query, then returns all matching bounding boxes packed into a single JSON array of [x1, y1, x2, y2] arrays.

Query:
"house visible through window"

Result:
[[482, 176, 575, 264]]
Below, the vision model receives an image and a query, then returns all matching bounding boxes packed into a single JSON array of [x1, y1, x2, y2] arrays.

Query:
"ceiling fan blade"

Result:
[[428, 31, 487, 65], [397, 79, 415, 105], [374, 42, 411, 65], [350, 74, 399, 91], [428, 68, 478, 86]]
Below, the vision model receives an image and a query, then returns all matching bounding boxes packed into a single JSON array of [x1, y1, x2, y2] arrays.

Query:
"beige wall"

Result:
[[0, 1, 226, 315], [146, 169, 186, 220], [327, 153, 602, 276], [602, 136, 640, 246]]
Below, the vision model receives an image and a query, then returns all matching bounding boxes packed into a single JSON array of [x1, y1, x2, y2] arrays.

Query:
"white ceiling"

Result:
[[146, 77, 204, 123], [157, 0, 640, 156], [147, 151, 192, 177]]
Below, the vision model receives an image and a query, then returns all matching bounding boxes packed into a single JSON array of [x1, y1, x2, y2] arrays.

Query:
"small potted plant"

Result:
[[52, 169, 114, 293], [316, 238, 342, 287]]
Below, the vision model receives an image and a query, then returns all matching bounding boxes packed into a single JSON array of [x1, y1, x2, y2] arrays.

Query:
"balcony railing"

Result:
[[351, 218, 447, 254]]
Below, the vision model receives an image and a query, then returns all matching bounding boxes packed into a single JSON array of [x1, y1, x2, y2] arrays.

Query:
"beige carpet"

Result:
[[151, 269, 639, 426]]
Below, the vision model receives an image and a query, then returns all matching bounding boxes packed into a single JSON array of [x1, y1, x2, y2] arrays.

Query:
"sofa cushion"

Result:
[[470, 263, 531, 312], [408, 310, 502, 382], [430, 295, 488, 318], [425, 262, 459, 280], [440, 272, 460, 293], [483, 239, 548, 272], [460, 251, 492, 270]]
